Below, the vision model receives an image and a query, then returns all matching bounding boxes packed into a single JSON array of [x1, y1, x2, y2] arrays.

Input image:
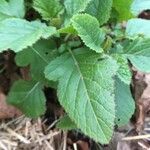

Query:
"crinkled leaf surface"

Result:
[[15, 39, 58, 82], [113, 55, 131, 84], [57, 115, 77, 130], [85, 0, 113, 25], [0, 18, 56, 52], [45, 48, 118, 144], [7, 80, 46, 118], [33, 0, 62, 20], [131, 0, 150, 16], [115, 77, 135, 126], [113, 0, 133, 21], [64, 0, 91, 18], [112, 37, 150, 80], [126, 19, 150, 38], [0, 0, 25, 21], [72, 14, 105, 53]]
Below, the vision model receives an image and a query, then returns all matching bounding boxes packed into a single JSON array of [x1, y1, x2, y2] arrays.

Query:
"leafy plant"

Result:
[[0, 0, 150, 144]]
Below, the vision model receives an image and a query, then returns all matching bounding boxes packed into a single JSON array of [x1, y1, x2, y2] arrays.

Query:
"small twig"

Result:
[[46, 120, 58, 131], [144, 128, 150, 131], [2, 125, 30, 144], [24, 120, 31, 137], [73, 143, 78, 150], [2, 140, 17, 147], [0, 141, 7, 150], [0, 116, 24, 130], [35, 131, 60, 143], [122, 134, 150, 141], [63, 132, 67, 150], [44, 141, 54, 150], [138, 141, 150, 150], [37, 134, 42, 145]]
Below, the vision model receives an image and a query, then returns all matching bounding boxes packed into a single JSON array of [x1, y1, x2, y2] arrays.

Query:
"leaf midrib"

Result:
[[23, 82, 40, 102], [68, 48, 108, 141], [31, 47, 49, 64]]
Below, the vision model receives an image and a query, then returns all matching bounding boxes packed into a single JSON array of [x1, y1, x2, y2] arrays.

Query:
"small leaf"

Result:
[[0, 0, 25, 21], [15, 39, 58, 82], [113, 0, 133, 21], [45, 48, 118, 144], [115, 77, 135, 126], [33, 0, 63, 20], [72, 14, 105, 53], [85, 0, 113, 25], [126, 19, 150, 38], [7, 80, 46, 118], [0, 18, 56, 52], [131, 0, 150, 16], [57, 115, 77, 130]]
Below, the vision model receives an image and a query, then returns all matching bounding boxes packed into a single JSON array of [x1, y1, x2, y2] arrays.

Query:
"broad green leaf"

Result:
[[129, 56, 150, 72], [85, 0, 113, 25], [113, 55, 131, 84], [113, 0, 133, 21], [64, 0, 91, 18], [57, 115, 77, 130], [0, 0, 25, 21], [15, 39, 58, 82], [126, 19, 150, 38], [124, 38, 150, 57], [45, 48, 118, 144], [7, 80, 46, 118], [72, 14, 105, 53], [131, 0, 150, 16], [33, 0, 63, 20], [123, 38, 150, 72], [0, 18, 56, 52], [115, 77, 135, 126]]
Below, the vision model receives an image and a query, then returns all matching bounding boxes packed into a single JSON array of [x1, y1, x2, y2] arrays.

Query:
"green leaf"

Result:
[[131, 0, 150, 16], [57, 115, 77, 130], [33, 0, 63, 20], [126, 19, 150, 38], [71, 14, 105, 53], [85, 0, 113, 25], [58, 25, 77, 34], [15, 39, 58, 82], [115, 77, 135, 126], [123, 38, 150, 72], [0, 0, 25, 21], [7, 80, 46, 118], [0, 18, 56, 52], [129, 56, 150, 72], [124, 38, 150, 57], [64, 0, 91, 18], [45, 48, 118, 144], [113, 0, 133, 21], [113, 55, 131, 84]]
